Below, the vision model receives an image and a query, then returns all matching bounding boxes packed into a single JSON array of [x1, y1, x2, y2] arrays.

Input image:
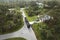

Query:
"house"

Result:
[[38, 15, 53, 22], [36, 2, 44, 8], [8, 8, 15, 13]]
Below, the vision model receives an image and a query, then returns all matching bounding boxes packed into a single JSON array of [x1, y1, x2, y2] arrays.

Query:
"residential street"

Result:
[[0, 8, 37, 40]]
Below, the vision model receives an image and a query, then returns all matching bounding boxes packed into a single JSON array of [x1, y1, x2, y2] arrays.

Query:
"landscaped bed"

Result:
[[5, 37, 26, 40]]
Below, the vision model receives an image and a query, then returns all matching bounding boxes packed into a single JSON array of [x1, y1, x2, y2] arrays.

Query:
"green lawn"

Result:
[[32, 23, 47, 40], [25, 12, 37, 22], [40, 8, 51, 15], [5, 37, 26, 40]]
